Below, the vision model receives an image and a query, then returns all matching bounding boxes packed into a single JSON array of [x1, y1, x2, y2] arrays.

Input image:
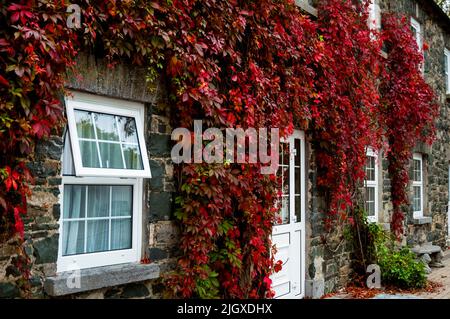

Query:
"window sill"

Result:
[[44, 262, 160, 296], [413, 216, 432, 225]]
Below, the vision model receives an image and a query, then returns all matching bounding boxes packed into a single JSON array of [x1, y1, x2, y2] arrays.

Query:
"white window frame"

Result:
[[58, 92, 149, 272], [445, 48, 450, 94], [364, 148, 379, 223], [272, 130, 306, 299], [412, 153, 424, 219], [65, 92, 152, 178], [57, 176, 143, 272], [410, 17, 424, 73], [368, 0, 381, 33], [410, 17, 422, 52]]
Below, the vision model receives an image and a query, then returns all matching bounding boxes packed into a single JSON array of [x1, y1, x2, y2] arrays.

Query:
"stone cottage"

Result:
[[0, 0, 449, 299]]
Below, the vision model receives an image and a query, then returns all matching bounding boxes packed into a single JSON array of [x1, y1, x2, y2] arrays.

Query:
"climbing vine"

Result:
[[312, 0, 383, 230], [0, 0, 438, 298], [0, 1, 77, 239], [379, 14, 437, 236]]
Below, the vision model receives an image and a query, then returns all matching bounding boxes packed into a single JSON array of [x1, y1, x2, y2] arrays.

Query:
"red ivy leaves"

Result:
[[0, 75, 9, 87], [313, 0, 383, 230], [0, 0, 76, 252], [4, 166, 20, 192], [8, 3, 34, 25], [380, 14, 438, 236], [0, 0, 438, 298], [1, 164, 31, 237]]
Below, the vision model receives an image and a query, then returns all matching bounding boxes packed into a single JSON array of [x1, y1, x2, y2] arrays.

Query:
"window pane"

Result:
[[87, 186, 110, 218], [411, 26, 417, 39], [365, 156, 375, 181], [62, 131, 76, 176], [93, 113, 120, 141], [99, 142, 124, 169], [117, 116, 139, 144], [63, 185, 86, 219], [294, 139, 301, 166], [368, 202, 375, 216], [365, 187, 375, 216], [71, 108, 148, 173], [280, 196, 289, 225], [281, 166, 289, 195], [413, 186, 421, 211], [413, 159, 421, 182], [365, 187, 375, 202], [123, 144, 143, 170], [295, 195, 301, 223], [281, 143, 289, 166], [111, 219, 132, 250], [79, 140, 100, 168], [62, 183, 135, 257], [62, 221, 85, 256], [86, 220, 109, 253], [111, 186, 132, 217], [75, 110, 95, 139], [295, 167, 301, 195]]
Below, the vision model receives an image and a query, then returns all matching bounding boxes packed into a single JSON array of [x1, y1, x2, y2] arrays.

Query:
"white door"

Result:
[[271, 130, 306, 299]]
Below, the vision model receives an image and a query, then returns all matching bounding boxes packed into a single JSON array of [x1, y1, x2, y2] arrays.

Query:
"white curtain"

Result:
[[111, 186, 132, 250], [62, 185, 132, 256], [86, 186, 109, 253], [62, 185, 85, 255]]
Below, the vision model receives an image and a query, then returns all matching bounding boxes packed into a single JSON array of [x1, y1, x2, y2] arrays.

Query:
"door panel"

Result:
[[271, 231, 291, 298]]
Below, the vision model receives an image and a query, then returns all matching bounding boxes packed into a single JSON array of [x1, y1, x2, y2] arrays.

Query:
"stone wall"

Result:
[[304, 143, 353, 298], [0, 53, 180, 298]]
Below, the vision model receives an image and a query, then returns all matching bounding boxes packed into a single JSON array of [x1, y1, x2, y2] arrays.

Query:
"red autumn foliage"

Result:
[[379, 14, 437, 236], [0, 0, 438, 298], [313, 0, 383, 230]]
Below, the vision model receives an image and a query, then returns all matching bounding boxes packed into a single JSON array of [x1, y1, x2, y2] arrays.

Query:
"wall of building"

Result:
[[304, 143, 353, 298], [1, 0, 449, 300]]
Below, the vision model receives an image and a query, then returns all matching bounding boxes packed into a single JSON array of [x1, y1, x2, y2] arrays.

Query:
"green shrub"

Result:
[[377, 245, 427, 289], [344, 207, 386, 274], [347, 206, 427, 289]]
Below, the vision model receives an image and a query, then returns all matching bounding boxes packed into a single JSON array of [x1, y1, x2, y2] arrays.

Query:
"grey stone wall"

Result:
[[304, 0, 450, 298], [377, 0, 450, 248], [0, 53, 179, 298], [304, 143, 353, 298]]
